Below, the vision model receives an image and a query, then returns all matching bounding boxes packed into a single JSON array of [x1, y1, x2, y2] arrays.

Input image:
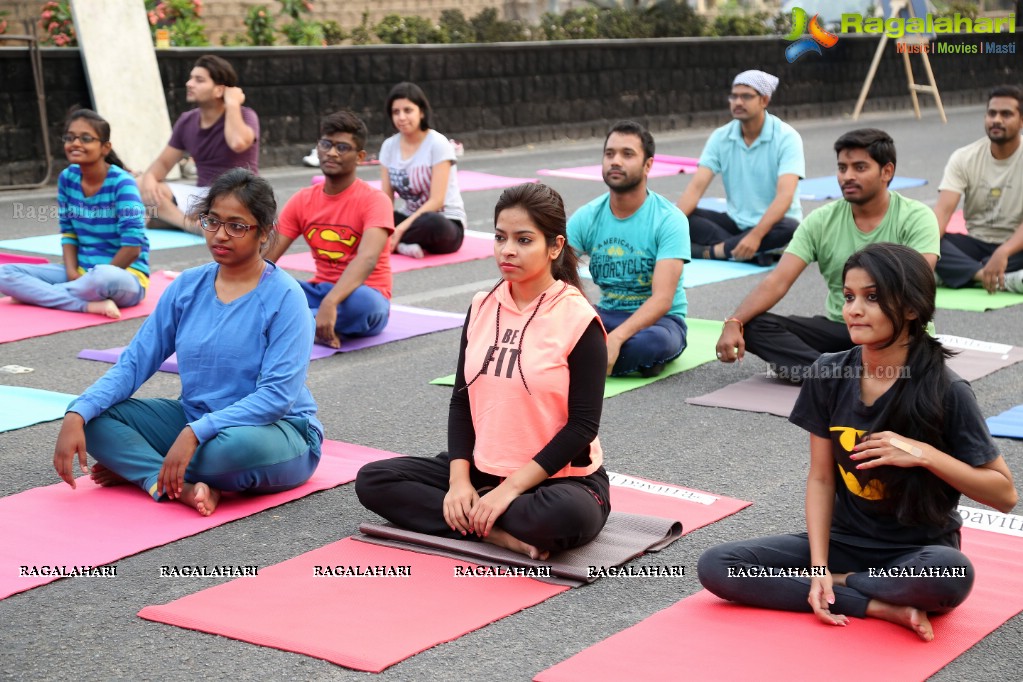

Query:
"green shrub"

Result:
[[245, 5, 276, 46], [320, 19, 346, 45], [438, 9, 475, 43], [471, 8, 528, 42]]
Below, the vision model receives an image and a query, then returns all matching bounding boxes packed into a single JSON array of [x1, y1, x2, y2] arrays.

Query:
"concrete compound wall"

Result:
[[1, 34, 1018, 186]]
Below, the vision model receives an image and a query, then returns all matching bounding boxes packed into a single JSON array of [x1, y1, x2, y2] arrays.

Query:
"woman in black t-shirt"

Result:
[[698, 243, 1017, 641]]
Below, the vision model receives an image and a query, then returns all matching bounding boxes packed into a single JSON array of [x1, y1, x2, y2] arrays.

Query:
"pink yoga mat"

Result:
[[140, 538, 568, 672], [536, 527, 1023, 682], [77, 304, 465, 373], [277, 232, 494, 274], [537, 157, 694, 182], [0, 271, 175, 344], [946, 210, 967, 236], [0, 439, 397, 600], [313, 170, 536, 192], [137, 475, 745, 671], [0, 253, 49, 265]]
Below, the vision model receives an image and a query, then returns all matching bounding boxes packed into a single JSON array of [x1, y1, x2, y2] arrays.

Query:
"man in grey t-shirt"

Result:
[[934, 85, 1023, 293]]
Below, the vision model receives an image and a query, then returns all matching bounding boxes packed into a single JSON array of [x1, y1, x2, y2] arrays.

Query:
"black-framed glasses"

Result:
[[317, 139, 356, 155], [62, 133, 101, 144], [198, 214, 259, 238], [727, 93, 758, 103]]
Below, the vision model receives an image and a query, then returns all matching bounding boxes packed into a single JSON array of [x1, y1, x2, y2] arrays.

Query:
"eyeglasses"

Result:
[[62, 133, 101, 144], [727, 93, 758, 103], [317, 139, 356, 155], [198, 214, 259, 238]]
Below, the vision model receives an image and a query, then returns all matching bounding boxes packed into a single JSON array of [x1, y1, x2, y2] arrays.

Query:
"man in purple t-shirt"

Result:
[[140, 55, 259, 233]]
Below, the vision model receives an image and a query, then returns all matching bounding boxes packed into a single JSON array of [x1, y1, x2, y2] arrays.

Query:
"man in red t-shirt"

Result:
[[266, 111, 394, 348]]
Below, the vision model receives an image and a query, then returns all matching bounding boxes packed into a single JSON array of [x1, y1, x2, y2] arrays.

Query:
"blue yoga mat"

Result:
[[987, 405, 1023, 439], [0, 230, 204, 256], [797, 176, 927, 200], [0, 386, 77, 433]]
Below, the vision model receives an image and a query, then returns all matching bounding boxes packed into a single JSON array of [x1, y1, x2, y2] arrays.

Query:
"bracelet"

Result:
[[723, 317, 743, 335]]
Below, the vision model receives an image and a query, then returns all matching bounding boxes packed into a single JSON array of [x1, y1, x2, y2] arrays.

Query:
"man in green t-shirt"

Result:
[[714, 129, 939, 381]]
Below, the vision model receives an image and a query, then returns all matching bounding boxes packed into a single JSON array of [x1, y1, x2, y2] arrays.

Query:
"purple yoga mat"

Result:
[[77, 305, 465, 373]]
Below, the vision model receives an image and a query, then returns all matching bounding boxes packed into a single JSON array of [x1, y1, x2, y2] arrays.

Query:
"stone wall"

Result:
[[1, 34, 1018, 186]]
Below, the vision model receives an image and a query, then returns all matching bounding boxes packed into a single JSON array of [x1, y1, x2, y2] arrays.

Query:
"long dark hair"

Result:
[[66, 108, 127, 170], [843, 243, 957, 527], [493, 183, 582, 291]]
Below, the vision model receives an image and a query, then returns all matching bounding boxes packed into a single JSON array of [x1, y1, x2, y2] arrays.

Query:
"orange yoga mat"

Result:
[[0, 440, 397, 600], [535, 528, 1023, 682]]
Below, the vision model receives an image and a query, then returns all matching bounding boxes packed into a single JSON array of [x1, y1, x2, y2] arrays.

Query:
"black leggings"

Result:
[[355, 452, 610, 553], [697, 533, 975, 617], [688, 208, 798, 259], [395, 211, 464, 254]]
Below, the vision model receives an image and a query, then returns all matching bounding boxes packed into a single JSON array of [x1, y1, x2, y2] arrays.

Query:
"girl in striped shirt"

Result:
[[0, 109, 149, 318]]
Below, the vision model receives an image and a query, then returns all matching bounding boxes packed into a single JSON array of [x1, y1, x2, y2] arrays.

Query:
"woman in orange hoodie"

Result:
[[357, 183, 609, 560]]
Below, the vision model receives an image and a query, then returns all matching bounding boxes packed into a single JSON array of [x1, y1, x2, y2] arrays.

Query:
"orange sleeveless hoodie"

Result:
[[463, 279, 605, 479]]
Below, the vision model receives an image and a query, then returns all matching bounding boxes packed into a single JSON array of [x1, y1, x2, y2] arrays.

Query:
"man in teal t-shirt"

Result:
[[714, 129, 939, 381], [677, 70, 804, 264], [568, 121, 691, 377]]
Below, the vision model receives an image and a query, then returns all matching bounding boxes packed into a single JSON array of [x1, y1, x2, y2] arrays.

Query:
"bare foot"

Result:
[[867, 599, 934, 641], [483, 527, 550, 561], [90, 463, 127, 487], [85, 299, 121, 319], [178, 481, 222, 517]]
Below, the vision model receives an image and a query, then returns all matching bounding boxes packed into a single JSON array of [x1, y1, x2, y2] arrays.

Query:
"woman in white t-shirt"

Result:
[[379, 82, 466, 258]]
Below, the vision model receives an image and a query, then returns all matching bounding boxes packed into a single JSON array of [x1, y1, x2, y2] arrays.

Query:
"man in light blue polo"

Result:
[[677, 70, 804, 264]]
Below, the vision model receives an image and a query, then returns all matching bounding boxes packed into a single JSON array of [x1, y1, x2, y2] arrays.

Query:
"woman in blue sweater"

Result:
[[53, 169, 323, 516]]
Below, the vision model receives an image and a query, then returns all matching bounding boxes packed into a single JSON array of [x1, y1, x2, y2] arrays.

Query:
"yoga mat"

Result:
[[313, 169, 536, 192], [139, 538, 567, 672], [356, 473, 748, 587], [537, 158, 692, 182], [0, 439, 398, 601], [935, 286, 1023, 311], [0, 386, 77, 432], [946, 209, 968, 235], [277, 231, 494, 275], [653, 154, 700, 172], [986, 405, 1023, 439], [431, 318, 721, 397], [0, 253, 49, 265], [578, 246, 769, 287], [535, 526, 1023, 682], [0, 271, 175, 344], [797, 175, 927, 200], [0, 230, 204, 256], [77, 304, 465, 373], [356, 510, 682, 588], [687, 337, 1023, 418]]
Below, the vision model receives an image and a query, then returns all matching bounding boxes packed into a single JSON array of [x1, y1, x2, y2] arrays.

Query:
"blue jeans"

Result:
[[83, 398, 321, 501], [597, 308, 688, 376], [0, 262, 144, 312], [299, 281, 389, 337]]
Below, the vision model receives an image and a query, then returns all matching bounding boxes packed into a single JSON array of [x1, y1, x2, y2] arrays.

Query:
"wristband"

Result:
[[723, 317, 743, 335]]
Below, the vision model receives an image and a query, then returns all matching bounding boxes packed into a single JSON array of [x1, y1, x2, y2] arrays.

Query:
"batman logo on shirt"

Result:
[[829, 426, 885, 501]]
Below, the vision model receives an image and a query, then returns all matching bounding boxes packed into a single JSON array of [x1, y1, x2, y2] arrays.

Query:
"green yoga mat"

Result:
[[935, 286, 1023, 312], [430, 318, 721, 398]]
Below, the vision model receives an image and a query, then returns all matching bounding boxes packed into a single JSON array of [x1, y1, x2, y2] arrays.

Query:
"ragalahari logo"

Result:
[[785, 7, 839, 62]]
